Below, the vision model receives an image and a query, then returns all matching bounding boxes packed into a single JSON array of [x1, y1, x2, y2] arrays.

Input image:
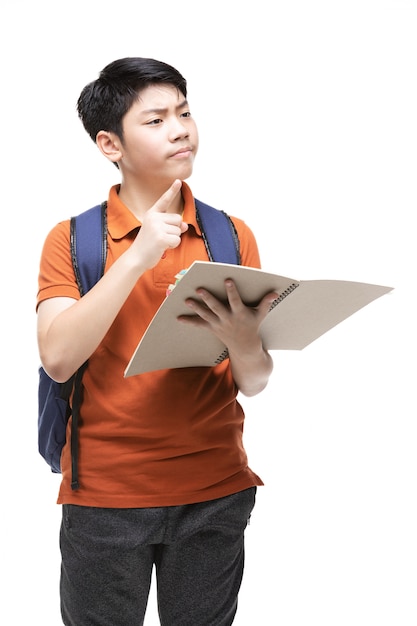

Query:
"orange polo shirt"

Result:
[[37, 182, 264, 507]]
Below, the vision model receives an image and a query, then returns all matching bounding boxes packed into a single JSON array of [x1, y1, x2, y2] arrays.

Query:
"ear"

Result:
[[96, 131, 123, 164]]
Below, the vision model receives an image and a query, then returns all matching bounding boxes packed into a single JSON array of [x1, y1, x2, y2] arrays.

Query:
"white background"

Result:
[[1, 1, 416, 624]]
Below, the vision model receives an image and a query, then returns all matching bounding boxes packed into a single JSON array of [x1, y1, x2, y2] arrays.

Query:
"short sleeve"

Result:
[[36, 220, 80, 310]]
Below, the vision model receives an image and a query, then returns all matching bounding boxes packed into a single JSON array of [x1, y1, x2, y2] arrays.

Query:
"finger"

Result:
[[223, 279, 243, 310], [195, 281, 241, 315], [224, 281, 279, 317], [194, 287, 225, 309], [185, 295, 221, 321], [177, 312, 207, 327], [150, 179, 182, 213], [258, 291, 280, 317]]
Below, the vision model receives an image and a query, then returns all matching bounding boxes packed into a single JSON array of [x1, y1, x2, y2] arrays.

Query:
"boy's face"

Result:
[[116, 84, 199, 186]]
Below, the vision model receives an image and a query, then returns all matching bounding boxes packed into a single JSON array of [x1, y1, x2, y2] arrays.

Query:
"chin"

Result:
[[175, 163, 194, 181]]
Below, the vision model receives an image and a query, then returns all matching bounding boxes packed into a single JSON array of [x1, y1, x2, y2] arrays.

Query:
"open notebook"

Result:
[[125, 261, 393, 376]]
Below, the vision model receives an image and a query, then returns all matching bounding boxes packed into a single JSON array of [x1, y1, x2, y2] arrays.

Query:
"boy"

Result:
[[37, 57, 277, 626]]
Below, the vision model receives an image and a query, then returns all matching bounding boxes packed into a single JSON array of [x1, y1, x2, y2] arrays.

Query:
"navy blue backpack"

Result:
[[38, 199, 241, 489]]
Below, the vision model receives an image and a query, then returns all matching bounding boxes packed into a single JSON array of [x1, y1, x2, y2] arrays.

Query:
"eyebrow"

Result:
[[140, 99, 189, 116]]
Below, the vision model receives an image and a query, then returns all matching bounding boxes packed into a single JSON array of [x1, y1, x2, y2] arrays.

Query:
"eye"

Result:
[[147, 118, 163, 125], [180, 111, 191, 119]]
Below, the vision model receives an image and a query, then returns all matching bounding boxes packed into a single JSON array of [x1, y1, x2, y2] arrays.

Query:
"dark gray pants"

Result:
[[60, 487, 256, 625]]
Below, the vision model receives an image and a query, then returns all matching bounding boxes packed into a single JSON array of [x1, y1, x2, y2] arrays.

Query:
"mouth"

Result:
[[171, 147, 193, 158]]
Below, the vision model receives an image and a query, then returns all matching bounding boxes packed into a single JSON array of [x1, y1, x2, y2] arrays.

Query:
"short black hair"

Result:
[[77, 57, 188, 144]]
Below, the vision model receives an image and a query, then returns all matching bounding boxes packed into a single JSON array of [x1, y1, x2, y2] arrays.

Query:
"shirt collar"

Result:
[[106, 182, 202, 240]]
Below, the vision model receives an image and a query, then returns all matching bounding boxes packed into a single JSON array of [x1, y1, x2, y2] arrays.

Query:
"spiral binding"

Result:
[[214, 348, 229, 364], [269, 282, 299, 311]]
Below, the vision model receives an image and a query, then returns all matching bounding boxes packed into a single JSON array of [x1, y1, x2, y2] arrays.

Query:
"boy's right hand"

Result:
[[133, 179, 189, 270]]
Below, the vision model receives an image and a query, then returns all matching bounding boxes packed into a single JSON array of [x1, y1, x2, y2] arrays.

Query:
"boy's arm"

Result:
[[178, 279, 278, 397], [38, 181, 187, 383]]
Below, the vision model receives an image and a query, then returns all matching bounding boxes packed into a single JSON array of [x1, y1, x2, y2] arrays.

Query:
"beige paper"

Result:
[[125, 261, 393, 376]]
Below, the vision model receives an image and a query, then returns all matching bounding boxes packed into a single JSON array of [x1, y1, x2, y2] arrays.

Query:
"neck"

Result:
[[118, 181, 184, 221]]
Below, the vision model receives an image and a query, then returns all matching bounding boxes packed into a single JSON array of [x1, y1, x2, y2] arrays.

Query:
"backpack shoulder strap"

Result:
[[70, 202, 108, 294], [195, 199, 241, 265], [67, 202, 107, 490]]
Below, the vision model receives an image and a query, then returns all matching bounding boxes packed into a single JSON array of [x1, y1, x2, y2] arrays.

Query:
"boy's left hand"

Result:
[[178, 279, 278, 352]]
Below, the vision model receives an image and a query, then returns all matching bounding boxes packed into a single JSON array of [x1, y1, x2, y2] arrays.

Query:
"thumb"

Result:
[[259, 291, 280, 317], [150, 179, 183, 214]]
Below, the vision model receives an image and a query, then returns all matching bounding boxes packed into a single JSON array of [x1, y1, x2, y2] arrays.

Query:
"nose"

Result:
[[170, 118, 189, 142]]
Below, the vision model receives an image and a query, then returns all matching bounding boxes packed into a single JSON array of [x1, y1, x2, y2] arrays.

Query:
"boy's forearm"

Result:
[[228, 341, 274, 397], [38, 250, 148, 382]]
